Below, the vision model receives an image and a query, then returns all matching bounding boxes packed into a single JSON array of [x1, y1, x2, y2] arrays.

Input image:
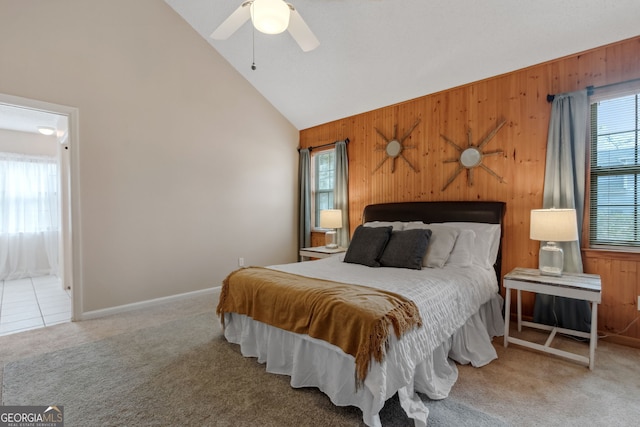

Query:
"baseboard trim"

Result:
[[78, 286, 221, 321], [600, 334, 640, 349]]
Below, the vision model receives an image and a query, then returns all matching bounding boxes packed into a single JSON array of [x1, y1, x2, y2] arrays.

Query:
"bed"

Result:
[[217, 201, 506, 426]]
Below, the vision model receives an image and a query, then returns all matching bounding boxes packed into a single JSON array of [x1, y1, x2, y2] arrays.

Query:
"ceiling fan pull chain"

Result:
[[251, 8, 257, 70]]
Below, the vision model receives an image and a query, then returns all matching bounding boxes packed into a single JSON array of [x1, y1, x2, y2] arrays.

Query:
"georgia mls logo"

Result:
[[0, 405, 64, 427], [44, 406, 63, 419]]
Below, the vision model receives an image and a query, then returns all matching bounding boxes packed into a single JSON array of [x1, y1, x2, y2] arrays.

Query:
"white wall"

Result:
[[0, 129, 58, 157], [0, 0, 299, 313]]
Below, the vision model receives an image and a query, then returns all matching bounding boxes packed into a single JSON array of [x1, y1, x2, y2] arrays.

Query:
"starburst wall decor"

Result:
[[440, 120, 507, 191], [372, 119, 421, 174]]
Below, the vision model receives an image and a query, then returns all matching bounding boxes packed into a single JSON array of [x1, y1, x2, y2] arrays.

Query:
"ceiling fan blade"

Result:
[[287, 7, 319, 52], [210, 2, 251, 40]]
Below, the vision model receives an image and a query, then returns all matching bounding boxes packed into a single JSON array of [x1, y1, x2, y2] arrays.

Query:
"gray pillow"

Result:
[[404, 223, 460, 268], [379, 229, 432, 270], [343, 225, 392, 267]]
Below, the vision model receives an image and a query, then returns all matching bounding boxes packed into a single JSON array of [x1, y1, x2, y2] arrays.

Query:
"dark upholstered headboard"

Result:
[[362, 201, 506, 280]]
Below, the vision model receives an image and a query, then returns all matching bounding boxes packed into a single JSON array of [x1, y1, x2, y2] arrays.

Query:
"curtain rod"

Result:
[[547, 77, 640, 103], [298, 138, 349, 152]]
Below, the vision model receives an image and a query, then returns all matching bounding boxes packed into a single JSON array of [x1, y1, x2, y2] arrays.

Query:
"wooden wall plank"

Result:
[[301, 36, 640, 344]]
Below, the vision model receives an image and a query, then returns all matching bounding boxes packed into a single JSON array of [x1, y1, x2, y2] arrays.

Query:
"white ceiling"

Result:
[[167, 1, 640, 131], [0, 103, 65, 135]]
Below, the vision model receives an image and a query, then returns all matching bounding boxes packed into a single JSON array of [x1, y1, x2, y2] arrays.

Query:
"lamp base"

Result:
[[539, 242, 563, 276], [325, 230, 337, 249]]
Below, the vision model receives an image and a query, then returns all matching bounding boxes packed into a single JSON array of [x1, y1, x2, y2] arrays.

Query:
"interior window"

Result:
[[0, 153, 59, 234], [589, 89, 640, 248], [311, 148, 335, 228]]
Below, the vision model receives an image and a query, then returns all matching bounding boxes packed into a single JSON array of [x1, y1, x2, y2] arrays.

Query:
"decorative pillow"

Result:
[[444, 222, 501, 268], [405, 223, 460, 268], [445, 229, 476, 267], [404, 223, 460, 268], [379, 229, 432, 270], [343, 225, 392, 267], [364, 221, 406, 231]]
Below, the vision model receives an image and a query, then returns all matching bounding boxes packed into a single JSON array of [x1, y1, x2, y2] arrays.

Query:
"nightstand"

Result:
[[503, 267, 601, 370], [299, 246, 346, 261]]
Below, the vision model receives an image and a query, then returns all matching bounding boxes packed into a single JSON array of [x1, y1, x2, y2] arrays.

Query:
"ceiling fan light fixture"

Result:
[[250, 0, 290, 35], [37, 126, 56, 136]]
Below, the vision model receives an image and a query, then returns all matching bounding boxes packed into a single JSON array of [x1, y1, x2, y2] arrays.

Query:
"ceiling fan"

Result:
[[210, 0, 320, 52]]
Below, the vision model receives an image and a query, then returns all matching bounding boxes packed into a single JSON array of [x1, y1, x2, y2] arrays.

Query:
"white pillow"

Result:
[[364, 221, 406, 231], [445, 229, 476, 267], [403, 221, 426, 228], [444, 222, 501, 268], [405, 222, 459, 268]]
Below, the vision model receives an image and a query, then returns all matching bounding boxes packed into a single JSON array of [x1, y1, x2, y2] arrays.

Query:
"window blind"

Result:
[[589, 86, 640, 248]]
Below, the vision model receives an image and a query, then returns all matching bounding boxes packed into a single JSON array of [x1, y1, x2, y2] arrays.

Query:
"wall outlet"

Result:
[[238, 257, 245, 267]]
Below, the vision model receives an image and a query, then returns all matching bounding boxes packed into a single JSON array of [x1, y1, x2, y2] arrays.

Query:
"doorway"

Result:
[[0, 94, 80, 334]]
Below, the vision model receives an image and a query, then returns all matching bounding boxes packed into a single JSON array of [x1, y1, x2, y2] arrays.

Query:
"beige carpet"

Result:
[[1, 289, 639, 426]]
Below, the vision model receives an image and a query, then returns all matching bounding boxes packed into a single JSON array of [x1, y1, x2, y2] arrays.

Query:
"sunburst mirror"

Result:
[[440, 120, 507, 190], [372, 119, 421, 174]]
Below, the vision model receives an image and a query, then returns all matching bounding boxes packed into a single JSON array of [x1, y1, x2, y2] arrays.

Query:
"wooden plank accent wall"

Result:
[[301, 36, 640, 346]]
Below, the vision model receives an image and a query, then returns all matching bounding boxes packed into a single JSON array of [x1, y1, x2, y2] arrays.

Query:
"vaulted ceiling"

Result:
[[170, 1, 640, 130]]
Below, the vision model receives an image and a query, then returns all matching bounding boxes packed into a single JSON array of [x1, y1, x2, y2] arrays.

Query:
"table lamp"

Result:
[[530, 208, 579, 276], [319, 209, 342, 249]]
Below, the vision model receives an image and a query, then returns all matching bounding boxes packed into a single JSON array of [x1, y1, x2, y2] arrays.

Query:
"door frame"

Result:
[[0, 93, 83, 320]]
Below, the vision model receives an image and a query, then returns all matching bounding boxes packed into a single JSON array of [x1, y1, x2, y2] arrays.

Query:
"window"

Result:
[[311, 149, 335, 227], [589, 88, 640, 248], [1, 153, 59, 234]]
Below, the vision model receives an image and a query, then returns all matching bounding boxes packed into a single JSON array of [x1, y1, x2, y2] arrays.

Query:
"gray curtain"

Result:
[[298, 148, 311, 256], [533, 89, 592, 333], [334, 140, 350, 248]]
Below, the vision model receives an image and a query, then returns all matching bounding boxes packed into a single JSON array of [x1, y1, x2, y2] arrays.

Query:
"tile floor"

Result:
[[0, 275, 71, 336]]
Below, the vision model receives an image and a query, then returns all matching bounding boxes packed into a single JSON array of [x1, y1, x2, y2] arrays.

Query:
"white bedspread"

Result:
[[222, 255, 504, 426]]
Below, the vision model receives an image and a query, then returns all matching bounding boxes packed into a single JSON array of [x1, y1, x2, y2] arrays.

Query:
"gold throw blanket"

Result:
[[216, 267, 423, 386]]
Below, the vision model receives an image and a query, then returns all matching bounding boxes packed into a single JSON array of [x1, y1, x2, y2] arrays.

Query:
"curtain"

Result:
[[298, 148, 311, 257], [334, 140, 350, 248], [0, 153, 59, 280], [533, 89, 592, 332]]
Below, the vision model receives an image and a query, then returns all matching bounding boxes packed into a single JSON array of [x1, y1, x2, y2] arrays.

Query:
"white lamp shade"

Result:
[[319, 209, 343, 229], [530, 209, 579, 242], [250, 0, 290, 35]]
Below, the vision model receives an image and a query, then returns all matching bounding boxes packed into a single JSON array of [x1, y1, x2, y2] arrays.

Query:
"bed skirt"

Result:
[[222, 293, 504, 427]]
